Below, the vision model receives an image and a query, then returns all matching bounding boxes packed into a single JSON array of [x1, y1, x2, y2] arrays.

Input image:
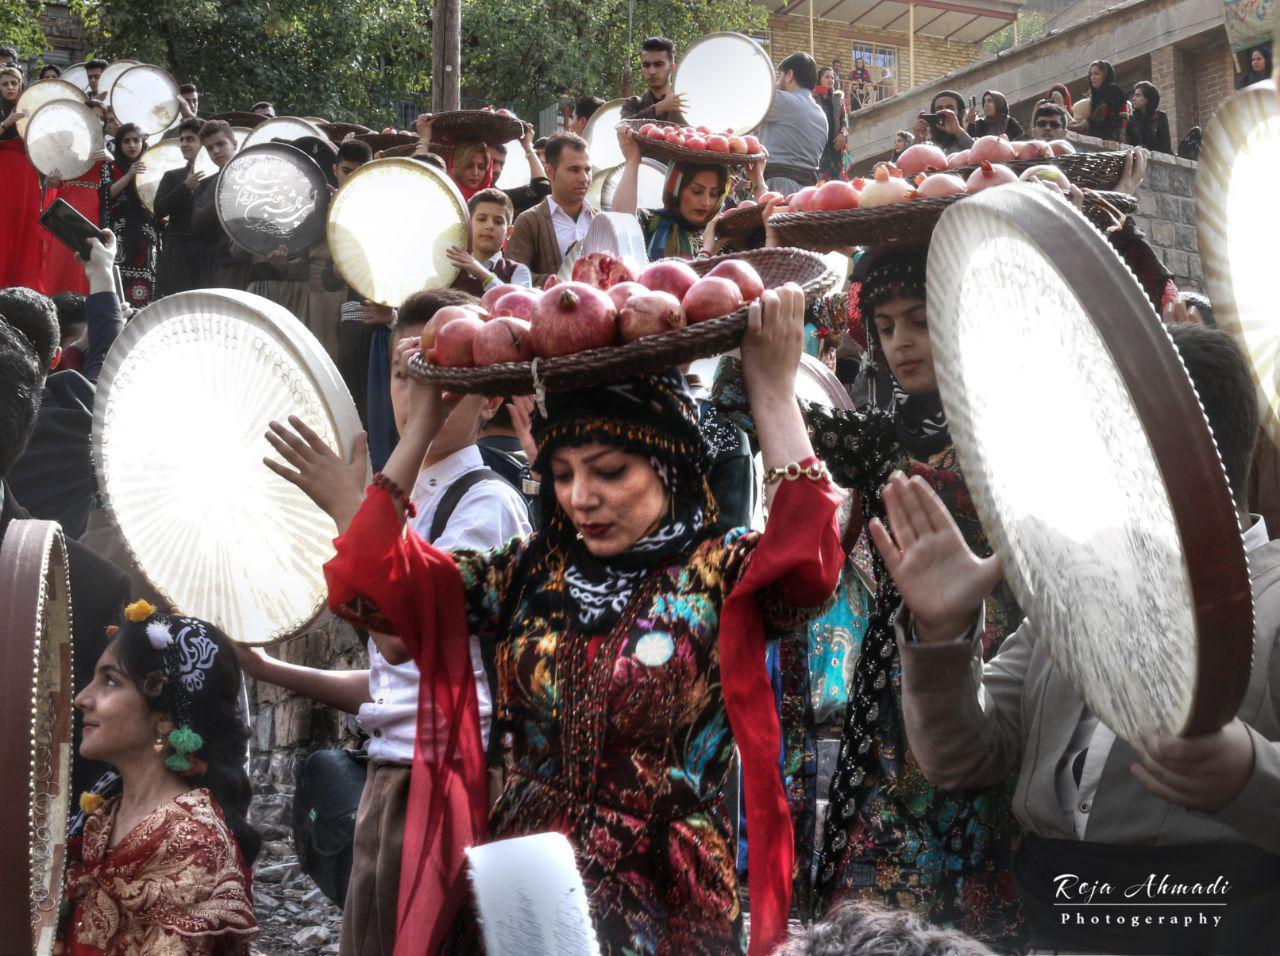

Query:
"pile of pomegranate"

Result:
[[634, 123, 763, 156], [763, 135, 1077, 214], [423, 253, 766, 368]]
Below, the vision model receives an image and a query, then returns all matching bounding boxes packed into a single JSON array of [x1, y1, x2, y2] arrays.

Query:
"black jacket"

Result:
[[1, 483, 131, 797], [1126, 109, 1172, 153], [7, 291, 124, 538]]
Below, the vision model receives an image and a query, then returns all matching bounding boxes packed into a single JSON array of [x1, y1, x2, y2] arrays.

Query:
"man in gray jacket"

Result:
[[872, 323, 1279, 954]]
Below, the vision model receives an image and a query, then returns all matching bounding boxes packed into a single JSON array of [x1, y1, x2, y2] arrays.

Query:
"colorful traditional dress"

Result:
[[325, 372, 844, 955], [636, 162, 728, 261], [0, 117, 46, 290], [61, 789, 257, 955], [101, 159, 160, 308], [41, 161, 107, 296]]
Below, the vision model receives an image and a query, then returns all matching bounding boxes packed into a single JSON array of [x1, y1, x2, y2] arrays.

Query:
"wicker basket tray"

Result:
[[714, 201, 767, 242], [619, 119, 767, 168], [355, 131, 419, 154], [320, 122, 373, 141], [407, 246, 830, 395], [947, 149, 1128, 190], [771, 187, 1137, 250], [429, 110, 524, 146]]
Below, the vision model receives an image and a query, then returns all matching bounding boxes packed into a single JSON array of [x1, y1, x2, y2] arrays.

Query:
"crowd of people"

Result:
[[0, 25, 1277, 956]]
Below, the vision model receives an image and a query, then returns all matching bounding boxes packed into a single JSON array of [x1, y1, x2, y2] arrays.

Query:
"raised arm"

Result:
[[609, 128, 644, 217], [81, 232, 127, 383]]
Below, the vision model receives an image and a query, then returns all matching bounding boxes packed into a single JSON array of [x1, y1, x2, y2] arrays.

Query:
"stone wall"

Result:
[[765, 14, 985, 90]]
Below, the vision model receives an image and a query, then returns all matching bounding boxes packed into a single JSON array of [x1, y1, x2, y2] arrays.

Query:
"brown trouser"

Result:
[[338, 760, 412, 956]]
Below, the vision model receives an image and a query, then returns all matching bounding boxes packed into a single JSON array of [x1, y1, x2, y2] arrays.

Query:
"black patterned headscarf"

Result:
[[530, 371, 718, 630]]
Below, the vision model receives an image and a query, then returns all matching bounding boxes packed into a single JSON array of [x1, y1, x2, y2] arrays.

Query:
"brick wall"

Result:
[[1192, 33, 1236, 130], [766, 15, 984, 93]]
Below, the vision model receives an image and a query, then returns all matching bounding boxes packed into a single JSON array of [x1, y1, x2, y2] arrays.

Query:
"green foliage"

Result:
[[69, 0, 764, 124], [0, 0, 50, 57], [981, 11, 1046, 56]]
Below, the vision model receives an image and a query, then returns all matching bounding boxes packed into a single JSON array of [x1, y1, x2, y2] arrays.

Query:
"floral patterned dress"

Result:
[[61, 789, 257, 955], [328, 481, 844, 955]]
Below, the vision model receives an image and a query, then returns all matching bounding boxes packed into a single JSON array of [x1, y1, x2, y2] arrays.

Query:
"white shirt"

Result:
[[484, 250, 532, 289], [357, 445, 532, 763], [1058, 514, 1269, 838], [546, 196, 595, 258]]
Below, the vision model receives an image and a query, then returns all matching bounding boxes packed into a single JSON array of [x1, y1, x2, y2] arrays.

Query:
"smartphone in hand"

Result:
[[39, 199, 101, 261]]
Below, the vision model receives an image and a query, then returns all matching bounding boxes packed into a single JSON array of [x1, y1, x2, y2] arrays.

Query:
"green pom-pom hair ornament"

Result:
[[164, 726, 206, 775]]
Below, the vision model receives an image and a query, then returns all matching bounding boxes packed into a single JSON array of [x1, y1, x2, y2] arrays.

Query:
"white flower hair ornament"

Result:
[[146, 620, 174, 650]]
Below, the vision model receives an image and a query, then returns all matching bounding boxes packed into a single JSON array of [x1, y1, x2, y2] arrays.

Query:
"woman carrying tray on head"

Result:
[[612, 127, 756, 261], [272, 286, 843, 954], [446, 139, 494, 200], [59, 601, 260, 954]]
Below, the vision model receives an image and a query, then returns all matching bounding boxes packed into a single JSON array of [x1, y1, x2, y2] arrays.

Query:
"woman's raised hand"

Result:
[[617, 126, 642, 165], [740, 283, 804, 402]]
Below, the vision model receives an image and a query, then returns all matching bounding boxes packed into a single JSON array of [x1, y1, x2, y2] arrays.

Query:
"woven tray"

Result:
[[947, 149, 1127, 190], [714, 201, 767, 242], [428, 110, 523, 146], [771, 188, 1138, 250], [210, 111, 266, 129], [407, 246, 830, 395], [320, 122, 373, 141], [619, 119, 768, 168]]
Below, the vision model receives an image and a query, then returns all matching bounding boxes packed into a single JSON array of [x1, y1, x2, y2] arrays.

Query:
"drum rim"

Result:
[[24, 98, 104, 179], [108, 63, 181, 136], [673, 30, 777, 136]]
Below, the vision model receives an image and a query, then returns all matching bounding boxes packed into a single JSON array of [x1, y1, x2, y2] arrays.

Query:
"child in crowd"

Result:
[[447, 188, 532, 296]]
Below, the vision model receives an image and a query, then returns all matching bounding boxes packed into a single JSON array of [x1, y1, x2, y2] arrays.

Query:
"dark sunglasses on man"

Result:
[[1035, 119, 1064, 130]]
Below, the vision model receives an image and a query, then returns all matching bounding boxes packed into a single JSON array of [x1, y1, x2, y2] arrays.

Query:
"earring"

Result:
[[153, 734, 165, 753]]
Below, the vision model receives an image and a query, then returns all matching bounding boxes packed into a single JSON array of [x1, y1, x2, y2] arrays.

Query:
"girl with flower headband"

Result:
[[59, 600, 259, 955], [271, 286, 843, 954]]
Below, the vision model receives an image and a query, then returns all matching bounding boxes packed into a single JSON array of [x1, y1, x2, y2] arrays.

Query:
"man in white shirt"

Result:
[[505, 132, 596, 285], [244, 294, 530, 956]]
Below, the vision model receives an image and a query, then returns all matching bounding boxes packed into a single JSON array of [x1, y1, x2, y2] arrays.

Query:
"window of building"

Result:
[[848, 44, 898, 105]]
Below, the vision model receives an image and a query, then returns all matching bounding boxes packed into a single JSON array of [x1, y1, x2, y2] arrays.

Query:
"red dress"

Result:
[[40, 161, 106, 296], [61, 789, 257, 955], [0, 135, 47, 291]]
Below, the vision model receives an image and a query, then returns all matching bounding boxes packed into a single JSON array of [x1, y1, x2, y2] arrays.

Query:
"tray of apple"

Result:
[[406, 247, 830, 395], [769, 150, 1131, 249], [907, 137, 1128, 190], [619, 119, 768, 168]]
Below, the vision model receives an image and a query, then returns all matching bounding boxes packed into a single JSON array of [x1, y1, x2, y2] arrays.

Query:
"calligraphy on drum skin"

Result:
[[229, 160, 316, 233]]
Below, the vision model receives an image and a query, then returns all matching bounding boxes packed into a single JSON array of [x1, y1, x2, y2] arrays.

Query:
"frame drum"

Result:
[[241, 115, 331, 151], [326, 157, 468, 307], [1196, 80, 1280, 446], [95, 59, 140, 99], [109, 64, 181, 136], [927, 184, 1253, 739], [135, 138, 219, 214], [493, 135, 531, 190], [672, 32, 775, 136], [598, 157, 667, 211], [215, 142, 330, 258], [0, 520, 73, 956], [92, 290, 362, 645], [59, 62, 88, 94], [24, 99, 104, 179], [584, 98, 625, 171], [15, 78, 85, 140]]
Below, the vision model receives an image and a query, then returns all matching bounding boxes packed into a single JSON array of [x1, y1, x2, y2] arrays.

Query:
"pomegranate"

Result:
[[421, 305, 482, 350], [743, 134, 762, 153], [895, 143, 948, 178], [639, 123, 660, 138], [914, 172, 967, 199], [705, 134, 731, 153], [790, 186, 819, 211], [859, 163, 916, 207], [607, 281, 647, 311], [433, 316, 485, 367], [529, 281, 618, 357], [728, 135, 749, 154], [757, 190, 782, 204], [491, 288, 541, 322], [946, 150, 971, 170], [572, 251, 614, 289], [1019, 164, 1072, 193], [810, 179, 860, 211], [473, 316, 535, 365], [1048, 139, 1076, 156], [619, 291, 687, 342], [968, 134, 1017, 165], [638, 260, 699, 300], [736, 199, 757, 209], [603, 256, 642, 288], [707, 259, 765, 301], [480, 282, 520, 313], [682, 276, 744, 323], [965, 161, 1019, 193], [685, 135, 707, 150], [1013, 140, 1052, 161], [543, 274, 560, 290]]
